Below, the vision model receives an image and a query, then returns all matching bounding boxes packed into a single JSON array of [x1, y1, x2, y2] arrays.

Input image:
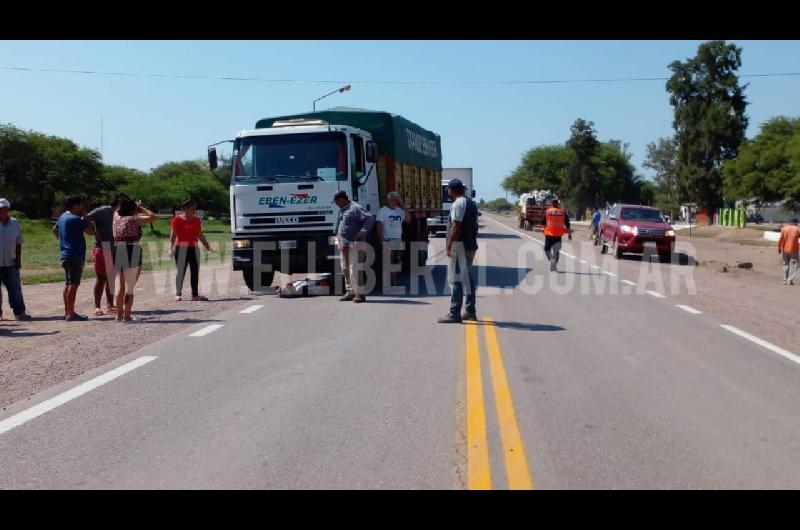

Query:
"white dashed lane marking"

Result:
[[676, 304, 702, 315], [188, 324, 225, 337], [239, 305, 264, 314]]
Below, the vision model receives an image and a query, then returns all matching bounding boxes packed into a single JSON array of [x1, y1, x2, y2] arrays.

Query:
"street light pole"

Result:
[[313, 84, 351, 111]]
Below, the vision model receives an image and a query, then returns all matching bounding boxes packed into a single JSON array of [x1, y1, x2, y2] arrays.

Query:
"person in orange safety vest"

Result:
[[540, 198, 572, 272]]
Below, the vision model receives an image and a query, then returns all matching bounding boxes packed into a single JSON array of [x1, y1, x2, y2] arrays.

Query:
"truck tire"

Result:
[[243, 269, 275, 292], [518, 217, 524, 229]]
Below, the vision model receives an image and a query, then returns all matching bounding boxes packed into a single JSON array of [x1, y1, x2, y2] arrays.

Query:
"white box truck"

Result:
[[427, 168, 474, 236]]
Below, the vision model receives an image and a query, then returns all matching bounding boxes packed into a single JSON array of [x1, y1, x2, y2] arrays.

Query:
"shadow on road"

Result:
[[0, 327, 60, 337], [616, 252, 697, 266], [477, 233, 521, 240], [370, 264, 534, 297], [132, 318, 224, 325], [366, 299, 431, 305], [473, 321, 565, 332]]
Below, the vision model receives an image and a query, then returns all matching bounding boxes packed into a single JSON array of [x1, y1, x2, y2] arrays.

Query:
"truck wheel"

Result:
[[243, 269, 275, 292], [659, 252, 672, 263], [518, 217, 524, 229]]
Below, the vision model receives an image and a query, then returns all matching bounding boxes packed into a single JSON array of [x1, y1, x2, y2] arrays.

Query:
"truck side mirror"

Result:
[[208, 147, 218, 170], [365, 141, 377, 163]]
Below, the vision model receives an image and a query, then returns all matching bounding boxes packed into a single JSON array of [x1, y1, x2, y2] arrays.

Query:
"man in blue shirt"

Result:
[[53, 195, 95, 321], [590, 207, 602, 240]]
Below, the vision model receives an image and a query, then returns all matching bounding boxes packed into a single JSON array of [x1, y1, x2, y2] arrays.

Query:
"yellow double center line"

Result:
[[465, 317, 534, 490]]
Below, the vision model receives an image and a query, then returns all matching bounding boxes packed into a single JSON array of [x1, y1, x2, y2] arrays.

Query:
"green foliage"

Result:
[[0, 123, 104, 217], [501, 145, 573, 197], [0, 124, 230, 217], [484, 197, 513, 212], [644, 137, 683, 212], [722, 116, 800, 206], [503, 121, 648, 217], [667, 40, 749, 216]]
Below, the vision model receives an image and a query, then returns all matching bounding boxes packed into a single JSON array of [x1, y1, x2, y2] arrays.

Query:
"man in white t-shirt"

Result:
[[376, 191, 410, 288]]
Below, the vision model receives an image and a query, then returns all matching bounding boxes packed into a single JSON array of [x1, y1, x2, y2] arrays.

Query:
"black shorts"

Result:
[[61, 256, 85, 285], [113, 242, 144, 271], [544, 236, 563, 252]]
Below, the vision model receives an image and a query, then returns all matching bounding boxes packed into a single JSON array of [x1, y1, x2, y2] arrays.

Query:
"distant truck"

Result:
[[518, 190, 556, 231], [427, 168, 474, 236], [208, 107, 444, 291]]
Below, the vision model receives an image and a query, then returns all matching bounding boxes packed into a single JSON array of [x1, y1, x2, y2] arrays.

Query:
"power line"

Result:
[[2, 65, 800, 85]]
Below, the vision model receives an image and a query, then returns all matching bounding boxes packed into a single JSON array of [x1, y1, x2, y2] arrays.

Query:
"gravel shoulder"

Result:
[[1, 263, 264, 409]]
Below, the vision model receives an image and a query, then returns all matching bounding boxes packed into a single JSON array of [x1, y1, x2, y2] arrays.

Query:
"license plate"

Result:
[[278, 240, 297, 250], [275, 216, 300, 224]]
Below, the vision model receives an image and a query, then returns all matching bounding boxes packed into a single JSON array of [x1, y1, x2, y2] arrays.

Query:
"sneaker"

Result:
[[353, 295, 367, 304], [438, 314, 463, 324], [15, 313, 32, 321], [339, 293, 356, 302], [65, 314, 89, 322], [461, 312, 478, 321], [175, 295, 182, 301]]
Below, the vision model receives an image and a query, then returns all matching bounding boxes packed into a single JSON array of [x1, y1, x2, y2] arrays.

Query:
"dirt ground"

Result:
[[0, 264, 266, 409]]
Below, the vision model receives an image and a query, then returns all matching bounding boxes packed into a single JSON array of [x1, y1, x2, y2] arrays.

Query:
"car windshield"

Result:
[[233, 132, 348, 183], [621, 208, 664, 222]]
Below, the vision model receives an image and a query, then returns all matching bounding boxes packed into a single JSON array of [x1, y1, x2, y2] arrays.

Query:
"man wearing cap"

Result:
[[778, 218, 800, 285], [333, 190, 375, 303], [376, 191, 410, 288], [0, 198, 32, 321], [438, 178, 479, 324]]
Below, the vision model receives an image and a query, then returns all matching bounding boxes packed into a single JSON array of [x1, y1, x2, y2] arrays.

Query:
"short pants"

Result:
[[61, 256, 85, 285], [92, 246, 114, 276]]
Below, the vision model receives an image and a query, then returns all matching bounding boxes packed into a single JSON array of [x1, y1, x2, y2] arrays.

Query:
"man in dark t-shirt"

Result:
[[439, 179, 479, 324], [86, 195, 123, 315]]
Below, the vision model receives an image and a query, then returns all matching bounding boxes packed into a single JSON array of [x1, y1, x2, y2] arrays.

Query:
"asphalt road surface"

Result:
[[2, 213, 800, 489]]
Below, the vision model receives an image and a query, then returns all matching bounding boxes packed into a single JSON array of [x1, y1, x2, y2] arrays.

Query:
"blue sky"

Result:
[[2, 40, 799, 201]]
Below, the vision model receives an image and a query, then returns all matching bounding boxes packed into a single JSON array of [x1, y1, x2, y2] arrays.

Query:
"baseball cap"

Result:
[[447, 179, 464, 190], [332, 190, 348, 202], [0, 198, 10, 209]]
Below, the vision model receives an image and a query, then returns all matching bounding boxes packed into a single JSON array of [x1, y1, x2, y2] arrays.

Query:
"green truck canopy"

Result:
[[255, 107, 442, 172]]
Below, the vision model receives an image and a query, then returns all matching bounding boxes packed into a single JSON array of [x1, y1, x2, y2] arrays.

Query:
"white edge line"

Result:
[[720, 324, 800, 365], [239, 305, 264, 314], [676, 304, 702, 315], [646, 290, 666, 298], [0, 356, 157, 436], [485, 216, 543, 245], [188, 324, 225, 337], [621, 279, 637, 286], [602, 271, 617, 277]]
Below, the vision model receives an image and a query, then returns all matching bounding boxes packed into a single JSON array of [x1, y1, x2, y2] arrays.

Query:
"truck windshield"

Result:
[[233, 132, 348, 183], [621, 208, 664, 222]]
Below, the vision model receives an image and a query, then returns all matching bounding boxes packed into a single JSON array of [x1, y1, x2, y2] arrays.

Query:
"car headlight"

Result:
[[233, 239, 251, 249], [328, 235, 338, 246], [621, 225, 636, 234], [665, 230, 675, 237]]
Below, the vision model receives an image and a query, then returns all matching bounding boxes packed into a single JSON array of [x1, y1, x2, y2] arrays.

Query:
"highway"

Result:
[[2, 213, 800, 489]]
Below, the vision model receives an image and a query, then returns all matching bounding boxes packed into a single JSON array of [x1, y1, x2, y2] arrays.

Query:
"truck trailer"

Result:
[[208, 107, 444, 291]]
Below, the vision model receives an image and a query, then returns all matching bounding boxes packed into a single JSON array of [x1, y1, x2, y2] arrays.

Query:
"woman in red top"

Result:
[[170, 199, 212, 301]]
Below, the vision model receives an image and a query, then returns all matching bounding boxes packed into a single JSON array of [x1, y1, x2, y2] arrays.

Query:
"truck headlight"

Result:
[[233, 239, 251, 249], [665, 230, 675, 237], [621, 225, 636, 234], [328, 235, 338, 246]]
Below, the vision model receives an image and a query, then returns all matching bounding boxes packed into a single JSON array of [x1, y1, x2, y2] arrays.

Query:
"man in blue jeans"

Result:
[[0, 198, 32, 321], [438, 179, 479, 324]]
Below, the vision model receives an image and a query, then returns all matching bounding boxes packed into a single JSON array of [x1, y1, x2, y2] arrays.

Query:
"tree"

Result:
[[564, 119, 602, 217], [501, 145, 572, 197], [722, 116, 800, 208], [644, 137, 682, 218], [484, 198, 513, 212], [667, 40, 749, 222]]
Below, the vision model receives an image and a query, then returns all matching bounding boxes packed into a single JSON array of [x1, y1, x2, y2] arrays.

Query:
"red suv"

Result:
[[599, 204, 675, 261]]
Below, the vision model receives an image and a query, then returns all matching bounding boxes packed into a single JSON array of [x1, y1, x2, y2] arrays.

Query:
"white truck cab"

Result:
[[210, 119, 380, 291], [427, 168, 475, 236]]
